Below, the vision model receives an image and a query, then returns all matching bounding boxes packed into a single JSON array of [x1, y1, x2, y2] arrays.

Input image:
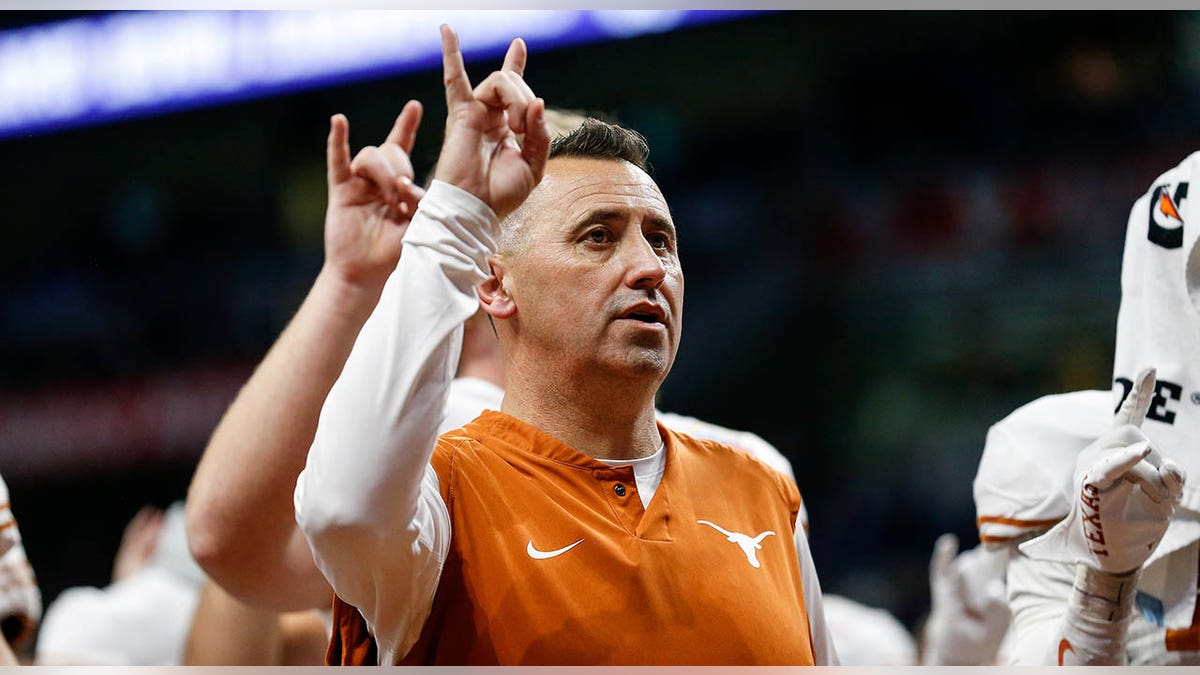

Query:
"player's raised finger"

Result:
[[1114, 367, 1156, 429], [327, 114, 352, 185], [384, 100, 423, 154], [501, 37, 527, 77], [930, 532, 958, 580], [441, 25, 474, 106]]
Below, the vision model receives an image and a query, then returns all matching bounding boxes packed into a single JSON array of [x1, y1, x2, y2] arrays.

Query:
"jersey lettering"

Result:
[[1114, 376, 1182, 426], [1149, 380, 1182, 424]]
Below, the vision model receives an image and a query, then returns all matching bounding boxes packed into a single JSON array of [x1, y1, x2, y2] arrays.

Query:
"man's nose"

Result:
[[623, 233, 667, 290]]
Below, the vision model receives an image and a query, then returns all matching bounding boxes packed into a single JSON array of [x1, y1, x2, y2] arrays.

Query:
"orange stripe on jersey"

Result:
[[976, 515, 1063, 528], [1166, 627, 1200, 652], [0, 520, 17, 532], [978, 534, 1017, 543], [1166, 556, 1200, 652]]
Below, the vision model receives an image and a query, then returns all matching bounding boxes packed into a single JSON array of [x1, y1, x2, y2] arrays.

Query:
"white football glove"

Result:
[[922, 533, 1011, 665], [1021, 368, 1185, 574]]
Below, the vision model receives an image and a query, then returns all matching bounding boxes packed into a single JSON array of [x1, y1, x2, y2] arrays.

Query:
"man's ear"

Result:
[[478, 257, 516, 319]]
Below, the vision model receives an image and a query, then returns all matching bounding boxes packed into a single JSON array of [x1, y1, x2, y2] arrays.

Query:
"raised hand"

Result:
[[922, 534, 1010, 665], [432, 25, 550, 219], [1021, 368, 1185, 573], [324, 101, 426, 291]]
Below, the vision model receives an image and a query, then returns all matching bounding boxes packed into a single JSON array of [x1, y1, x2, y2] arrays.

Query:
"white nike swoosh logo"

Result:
[[526, 538, 585, 560]]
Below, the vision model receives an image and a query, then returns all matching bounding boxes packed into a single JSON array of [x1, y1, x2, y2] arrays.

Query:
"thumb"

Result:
[[1114, 367, 1156, 429]]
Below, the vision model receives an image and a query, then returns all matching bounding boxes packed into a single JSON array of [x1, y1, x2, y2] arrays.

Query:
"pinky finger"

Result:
[[327, 114, 352, 185], [1161, 459, 1186, 499]]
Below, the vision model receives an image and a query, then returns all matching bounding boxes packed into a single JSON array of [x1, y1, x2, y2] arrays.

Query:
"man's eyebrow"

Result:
[[568, 209, 677, 236]]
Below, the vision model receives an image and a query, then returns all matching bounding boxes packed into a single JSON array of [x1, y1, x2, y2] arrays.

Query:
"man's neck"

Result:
[[500, 366, 662, 461], [456, 354, 505, 389]]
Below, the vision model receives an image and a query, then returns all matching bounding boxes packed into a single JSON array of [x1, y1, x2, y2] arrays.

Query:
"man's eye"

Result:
[[585, 229, 610, 244], [649, 233, 670, 249]]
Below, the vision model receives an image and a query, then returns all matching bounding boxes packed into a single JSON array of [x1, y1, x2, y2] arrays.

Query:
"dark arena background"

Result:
[[1, 8, 1196, 652]]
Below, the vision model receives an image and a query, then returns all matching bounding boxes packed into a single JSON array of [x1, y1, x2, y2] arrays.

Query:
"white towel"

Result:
[[1113, 150, 1200, 518], [1103, 151, 1200, 622]]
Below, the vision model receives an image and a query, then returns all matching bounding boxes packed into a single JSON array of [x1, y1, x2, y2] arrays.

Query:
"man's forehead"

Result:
[[535, 157, 670, 218]]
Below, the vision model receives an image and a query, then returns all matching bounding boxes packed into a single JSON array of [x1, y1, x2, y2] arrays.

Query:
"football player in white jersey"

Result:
[[971, 152, 1200, 665], [926, 388, 1116, 665]]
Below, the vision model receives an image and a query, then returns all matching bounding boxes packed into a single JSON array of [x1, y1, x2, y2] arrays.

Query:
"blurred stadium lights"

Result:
[[0, 9, 757, 141]]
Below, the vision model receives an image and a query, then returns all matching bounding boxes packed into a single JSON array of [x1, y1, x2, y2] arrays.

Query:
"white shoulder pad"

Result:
[[973, 390, 1111, 544], [655, 410, 796, 480]]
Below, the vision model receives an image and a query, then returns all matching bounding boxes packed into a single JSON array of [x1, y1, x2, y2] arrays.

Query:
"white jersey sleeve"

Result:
[[294, 181, 499, 665], [794, 525, 839, 665], [1004, 548, 1076, 664]]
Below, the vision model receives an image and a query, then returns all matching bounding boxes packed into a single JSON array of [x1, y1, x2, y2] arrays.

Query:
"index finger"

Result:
[[930, 532, 958, 580], [501, 37, 527, 77], [1114, 367, 1156, 428], [441, 24, 474, 105]]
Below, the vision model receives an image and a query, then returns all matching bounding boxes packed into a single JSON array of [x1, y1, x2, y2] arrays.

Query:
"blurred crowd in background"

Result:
[[2, 9, 1199, 661]]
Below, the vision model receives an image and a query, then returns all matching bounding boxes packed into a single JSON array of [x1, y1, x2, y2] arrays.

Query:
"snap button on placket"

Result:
[[614, 483, 627, 497]]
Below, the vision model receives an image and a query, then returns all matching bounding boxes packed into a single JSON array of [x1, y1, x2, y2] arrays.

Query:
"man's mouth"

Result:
[[618, 303, 667, 325]]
